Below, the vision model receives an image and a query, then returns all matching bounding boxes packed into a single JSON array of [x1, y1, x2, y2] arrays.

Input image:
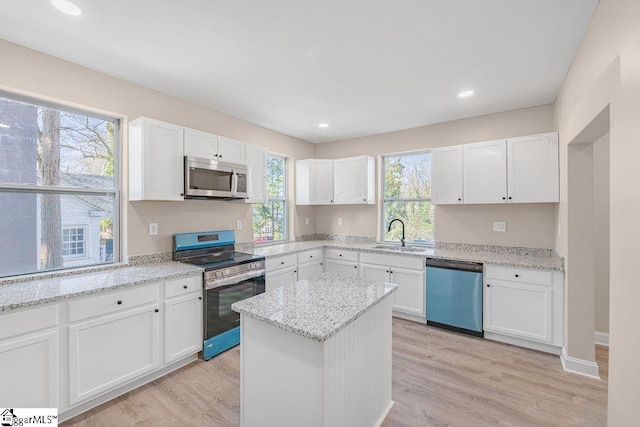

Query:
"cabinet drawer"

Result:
[[164, 276, 202, 299], [68, 284, 159, 322], [324, 248, 358, 262], [485, 265, 553, 286], [297, 249, 323, 264], [360, 252, 424, 270], [0, 305, 58, 341], [266, 254, 297, 271]]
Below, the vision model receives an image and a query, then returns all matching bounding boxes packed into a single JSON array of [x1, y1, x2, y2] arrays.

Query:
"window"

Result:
[[0, 92, 119, 277], [382, 151, 433, 244], [62, 227, 86, 258], [253, 155, 286, 243]]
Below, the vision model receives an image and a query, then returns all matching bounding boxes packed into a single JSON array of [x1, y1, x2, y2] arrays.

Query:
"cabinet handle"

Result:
[[363, 199, 366, 202], [320, 263, 323, 266], [508, 196, 512, 200], [330, 200, 333, 203], [515, 274, 519, 278], [154, 308, 159, 313], [310, 255, 313, 258], [281, 261, 285, 265], [198, 296, 203, 300], [458, 198, 461, 201], [339, 254, 343, 257], [117, 300, 122, 305], [183, 285, 188, 289], [502, 197, 506, 200], [386, 270, 389, 273], [180, 193, 184, 196], [219, 154, 222, 158], [390, 270, 393, 274], [354, 266, 357, 269], [486, 284, 490, 287], [214, 154, 218, 158], [294, 270, 297, 273]]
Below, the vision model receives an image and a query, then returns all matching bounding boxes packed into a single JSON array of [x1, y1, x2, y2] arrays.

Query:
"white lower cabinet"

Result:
[[265, 249, 325, 290], [483, 265, 563, 350], [163, 277, 203, 364], [68, 295, 161, 405], [296, 249, 324, 280], [0, 305, 59, 408], [359, 252, 425, 318], [324, 248, 359, 277]]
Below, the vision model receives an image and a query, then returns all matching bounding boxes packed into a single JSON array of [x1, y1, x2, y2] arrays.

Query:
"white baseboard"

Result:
[[560, 347, 601, 379], [595, 331, 609, 346], [375, 400, 395, 427]]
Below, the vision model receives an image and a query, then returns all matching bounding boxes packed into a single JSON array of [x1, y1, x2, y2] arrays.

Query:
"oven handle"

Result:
[[205, 269, 266, 290]]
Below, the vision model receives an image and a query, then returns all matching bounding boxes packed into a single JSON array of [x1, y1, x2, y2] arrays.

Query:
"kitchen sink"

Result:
[[371, 244, 426, 253]]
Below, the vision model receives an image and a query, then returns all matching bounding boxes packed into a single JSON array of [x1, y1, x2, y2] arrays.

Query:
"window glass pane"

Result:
[[0, 97, 115, 188], [384, 152, 431, 198], [0, 192, 115, 277], [266, 155, 285, 199], [253, 201, 286, 242], [383, 201, 434, 244]]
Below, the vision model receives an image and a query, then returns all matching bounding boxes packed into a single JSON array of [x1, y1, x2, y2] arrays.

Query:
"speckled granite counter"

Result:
[[0, 262, 203, 312], [251, 240, 564, 271], [232, 272, 397, 342]]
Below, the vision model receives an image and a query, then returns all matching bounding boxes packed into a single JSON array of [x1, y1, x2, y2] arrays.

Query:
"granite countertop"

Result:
[[232, 272, 397, 342], [0, 262, 203, 312], [251, 240, 564, 271]]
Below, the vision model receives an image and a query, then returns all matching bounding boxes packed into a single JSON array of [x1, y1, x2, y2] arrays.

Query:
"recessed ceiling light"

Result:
[[52, 0, 82, 16], [458, 90, 474, 98], [318, 123, 329, 128], [0, 123, 9, 129]]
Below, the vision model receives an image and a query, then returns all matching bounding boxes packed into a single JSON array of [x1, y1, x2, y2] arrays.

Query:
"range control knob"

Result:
[[222, 268, 230, 276]]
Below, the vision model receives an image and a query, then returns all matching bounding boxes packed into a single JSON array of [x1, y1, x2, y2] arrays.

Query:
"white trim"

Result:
[[595, 331, 609, 346], [484, 331, 561, 355], [374, 400, 395, 427], [560, 346, 601, 379]]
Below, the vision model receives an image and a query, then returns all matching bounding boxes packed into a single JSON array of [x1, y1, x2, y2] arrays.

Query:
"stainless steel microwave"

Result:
[[184, 156, 247, 200]]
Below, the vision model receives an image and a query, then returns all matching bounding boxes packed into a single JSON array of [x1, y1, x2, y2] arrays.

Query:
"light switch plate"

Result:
[[305, 217, 310, 225], [149, 223, 158, 236], [236, 220, 243, 230], [338, 217, 343, 226], [493, 221, 506, 232]]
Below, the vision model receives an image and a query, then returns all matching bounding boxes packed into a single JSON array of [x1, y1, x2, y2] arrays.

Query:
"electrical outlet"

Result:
[[338, 217, 343, 226], [493, 221, 506, 232], [149, 223, 158, 236], [236, 220, 243, 230], [305, 217, 310, 225]]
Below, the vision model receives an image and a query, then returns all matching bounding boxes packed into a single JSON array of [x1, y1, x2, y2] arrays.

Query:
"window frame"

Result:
[[381, 150, 434, 246], [0, 90, 121, 277], [252, 153, 287, 244]]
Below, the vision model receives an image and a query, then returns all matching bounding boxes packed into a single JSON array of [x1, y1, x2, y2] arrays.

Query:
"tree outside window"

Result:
[[253, 155, 286, 242], [382, 151, 433, 244]]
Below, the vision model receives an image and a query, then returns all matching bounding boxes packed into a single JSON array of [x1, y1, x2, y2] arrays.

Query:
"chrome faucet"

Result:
[[387, 219, 406, 247]]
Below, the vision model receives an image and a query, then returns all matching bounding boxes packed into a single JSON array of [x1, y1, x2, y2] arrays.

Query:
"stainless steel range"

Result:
[[173, 230, 265, 360]]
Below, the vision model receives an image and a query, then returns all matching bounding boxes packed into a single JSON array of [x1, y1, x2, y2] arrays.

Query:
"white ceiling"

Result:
[[0, 0, 598, 143]]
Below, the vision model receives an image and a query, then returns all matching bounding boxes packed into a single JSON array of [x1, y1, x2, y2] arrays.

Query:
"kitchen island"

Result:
[[232, 272, 397, 427]]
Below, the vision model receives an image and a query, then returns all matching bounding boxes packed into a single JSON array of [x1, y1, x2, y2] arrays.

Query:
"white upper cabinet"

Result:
[[507, 133, 559, 203], [463, 139, 508, 204], [432, 145, 463, 204], [184, 130, 245, 165], [184, 128, 218, 160], [218, 136, 246, 164], [245, 144, 267, 203], [129, 117, 184, 201], [333, 155, 375, 204], [296, 159, 334, 205]]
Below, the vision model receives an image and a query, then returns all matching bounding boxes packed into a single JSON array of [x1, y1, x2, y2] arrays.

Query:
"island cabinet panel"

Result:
[[239, 292, 393, 427], [0, 304, 59, 408]]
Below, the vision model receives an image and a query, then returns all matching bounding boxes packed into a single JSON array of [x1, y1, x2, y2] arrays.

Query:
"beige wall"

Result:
[[553, 0, 640, 423], [593, 133, 610, 334], [314, 105, 557, 247], [0, 39, 315, 255]]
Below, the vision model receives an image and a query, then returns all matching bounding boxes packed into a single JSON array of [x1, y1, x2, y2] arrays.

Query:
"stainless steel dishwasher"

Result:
[[425, 258, 483, 337]]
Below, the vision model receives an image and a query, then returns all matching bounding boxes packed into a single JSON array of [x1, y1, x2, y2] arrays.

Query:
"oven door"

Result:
[[204, 270, 266, 341]]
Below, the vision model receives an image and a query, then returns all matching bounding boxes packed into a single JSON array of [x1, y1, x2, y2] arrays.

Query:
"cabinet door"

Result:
[[297, 260, 324, 281], [137, 118, 184, 201], [184, 127, 218, 160], [463, 139, 507, 204], [68, 304, 161, 405], [360, 263, 390, 282], [164, 292, 203, 364], [432, 145, 463, 204], [218, 136, 245, 164], [333, 156, 375, 204], [310, 159, 334, 204], [266, 266, 297, 292], [484, 280, 553, 343], [324, 259, 359, 277], [391, 267, 425, 317], [0, 330, 58, 407], [508, 133, 559, 203], [245, 144, 267, 203]]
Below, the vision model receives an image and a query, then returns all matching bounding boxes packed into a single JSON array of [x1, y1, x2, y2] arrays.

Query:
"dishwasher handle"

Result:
[[426, 258, 483, 272]]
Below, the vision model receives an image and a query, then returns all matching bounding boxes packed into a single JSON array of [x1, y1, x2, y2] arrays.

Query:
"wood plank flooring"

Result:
[[62, 319, 608, 426]]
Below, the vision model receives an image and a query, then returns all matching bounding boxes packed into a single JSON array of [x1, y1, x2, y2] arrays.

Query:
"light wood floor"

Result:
[[63, 319, 608, 426]]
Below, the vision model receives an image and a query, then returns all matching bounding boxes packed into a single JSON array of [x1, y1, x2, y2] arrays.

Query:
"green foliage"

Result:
[[253, 155, 286, 242]]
